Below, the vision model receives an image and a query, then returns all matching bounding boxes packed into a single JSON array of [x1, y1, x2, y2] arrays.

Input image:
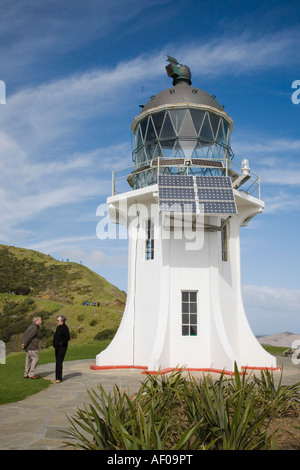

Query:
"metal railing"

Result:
[[111, 157, 261, 199]]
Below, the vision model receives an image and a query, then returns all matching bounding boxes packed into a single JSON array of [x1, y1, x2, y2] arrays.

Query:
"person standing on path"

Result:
[[21, 316, 42, 379], [52, 315, 70, 383]]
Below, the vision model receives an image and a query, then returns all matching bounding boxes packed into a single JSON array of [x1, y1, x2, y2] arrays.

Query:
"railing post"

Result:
[[112, 171, 115, 196]]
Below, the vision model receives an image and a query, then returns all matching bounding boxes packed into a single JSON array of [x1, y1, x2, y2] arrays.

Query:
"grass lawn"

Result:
[[262, 345, 288, 356], [0, 343, 285, 406], [0, 340, 110, 405]]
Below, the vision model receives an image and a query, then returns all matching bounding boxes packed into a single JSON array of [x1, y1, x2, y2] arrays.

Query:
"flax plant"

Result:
[[63, 369, 200, 450], [62, 364, 300, 450]]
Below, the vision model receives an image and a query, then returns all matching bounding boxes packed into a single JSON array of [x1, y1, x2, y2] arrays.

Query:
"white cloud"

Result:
[[180, 29, 300, 76], [243, 284, 300, 312], [262, 192, 300, 213], [1, 27, 299, 253], [234, 139, 300, 156], [243, 284, 300, 334], [50, 246, 128, 268], [0, 131, 111, 234]]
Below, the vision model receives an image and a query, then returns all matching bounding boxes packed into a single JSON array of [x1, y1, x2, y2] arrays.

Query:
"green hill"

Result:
[[0, 244, 126, 354]]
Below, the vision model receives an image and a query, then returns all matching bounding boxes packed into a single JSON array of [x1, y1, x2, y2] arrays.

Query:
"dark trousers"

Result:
[[55, 347, 67, 381]]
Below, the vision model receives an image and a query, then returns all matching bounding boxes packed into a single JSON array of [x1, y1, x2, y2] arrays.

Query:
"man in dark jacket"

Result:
[[52, 315, 70, 383], [22, 316, 42, 379]]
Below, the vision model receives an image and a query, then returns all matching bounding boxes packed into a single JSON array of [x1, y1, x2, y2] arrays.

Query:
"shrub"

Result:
[[62, 365, 300, 450], [94, 328, 116, 341]]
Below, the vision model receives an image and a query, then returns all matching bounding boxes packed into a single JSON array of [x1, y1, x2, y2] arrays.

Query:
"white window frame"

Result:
[[181, 291, 198, 336], [145, 218, 154, 260]]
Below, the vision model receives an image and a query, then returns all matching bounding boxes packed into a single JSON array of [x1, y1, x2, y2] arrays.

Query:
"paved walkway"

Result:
[[0, 355, 299, 450]]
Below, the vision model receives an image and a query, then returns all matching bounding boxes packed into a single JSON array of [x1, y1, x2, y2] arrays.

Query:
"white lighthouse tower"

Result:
[[94, 57, 276, 373]]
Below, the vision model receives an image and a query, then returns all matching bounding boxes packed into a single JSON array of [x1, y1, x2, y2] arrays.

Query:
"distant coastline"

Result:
[[257, 332, 300, 347]]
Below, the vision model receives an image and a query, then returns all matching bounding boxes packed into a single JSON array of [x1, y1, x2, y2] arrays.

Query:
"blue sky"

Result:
[[0, 0, 300, 335]]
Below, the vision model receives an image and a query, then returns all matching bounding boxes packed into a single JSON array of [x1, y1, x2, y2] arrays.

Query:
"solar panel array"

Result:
[[158, 175, 237, 215]]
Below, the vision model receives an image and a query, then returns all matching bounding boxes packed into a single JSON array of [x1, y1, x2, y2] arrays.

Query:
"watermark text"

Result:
[[291, 80, 300, 105], [0, 80, 6, 104]]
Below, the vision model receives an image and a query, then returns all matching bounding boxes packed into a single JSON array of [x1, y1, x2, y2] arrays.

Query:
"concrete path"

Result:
[[0, 355, 299, 450]]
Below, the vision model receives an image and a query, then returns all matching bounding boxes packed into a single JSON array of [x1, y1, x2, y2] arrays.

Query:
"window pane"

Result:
[[182, 292, 189, 302], [190, 292, 197, 302], [182, 302, 189, 313], [190, 326, 197, 336], [190, 314, 197, 325], [182, 325, 189, 336], [190, 303, 197, 313]]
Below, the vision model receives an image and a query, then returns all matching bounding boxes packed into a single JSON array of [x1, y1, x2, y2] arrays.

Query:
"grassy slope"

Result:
[[0, 244, 126, 353]]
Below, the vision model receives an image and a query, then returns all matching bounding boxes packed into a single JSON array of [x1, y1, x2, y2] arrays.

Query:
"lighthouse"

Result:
[[94, 56, 276, 373]]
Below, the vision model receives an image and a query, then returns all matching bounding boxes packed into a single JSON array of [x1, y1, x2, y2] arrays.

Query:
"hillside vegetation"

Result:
[[0, 244, 126, 353]]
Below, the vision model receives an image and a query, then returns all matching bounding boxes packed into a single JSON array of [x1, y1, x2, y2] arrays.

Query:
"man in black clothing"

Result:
[[52, 315, 70, 383]]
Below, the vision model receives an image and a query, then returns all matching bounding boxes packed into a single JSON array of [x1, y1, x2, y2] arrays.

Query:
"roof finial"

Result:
[[165, 56, 192, 86]]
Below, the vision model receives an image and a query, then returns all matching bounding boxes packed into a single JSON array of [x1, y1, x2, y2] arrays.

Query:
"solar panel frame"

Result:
[[197, 188, 235, 201], [195, 175, 232, 188], [159, 201, 197, 213], [159, 186, 195, 200], [158, 175, 194, 187], [158, 174, 237, 215]]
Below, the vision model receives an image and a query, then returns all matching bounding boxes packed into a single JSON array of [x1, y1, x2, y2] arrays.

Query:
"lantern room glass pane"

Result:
[[190, 109, 205, 135], [146, 116, 156, 142], [200, 113, 213, 141], [179, 139, 196, 158], [136, 148, 147, 165], [140, 118, 148, 140], [152, 111, 165, 138], [178, 110, 196, 137], [223, 121, 229, 145], [209, 113, 220, 139], [216, 119, 225, 144], [160, 112, 175, 139], [169, 109, 186, 134], [145, 143, 158, 161], [136, 126, 143, 150]]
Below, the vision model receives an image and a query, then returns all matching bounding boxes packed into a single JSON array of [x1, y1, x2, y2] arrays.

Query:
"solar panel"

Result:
[[158, 175, 194, 187], [158, 174, 237, 215], [197, 188, 235, 201], [159, 187, 195, 199], [159, 201, 197, 213], [195, 176, 232, 188], [199, 202, 237, 214], [191, 159, 224, 168]]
